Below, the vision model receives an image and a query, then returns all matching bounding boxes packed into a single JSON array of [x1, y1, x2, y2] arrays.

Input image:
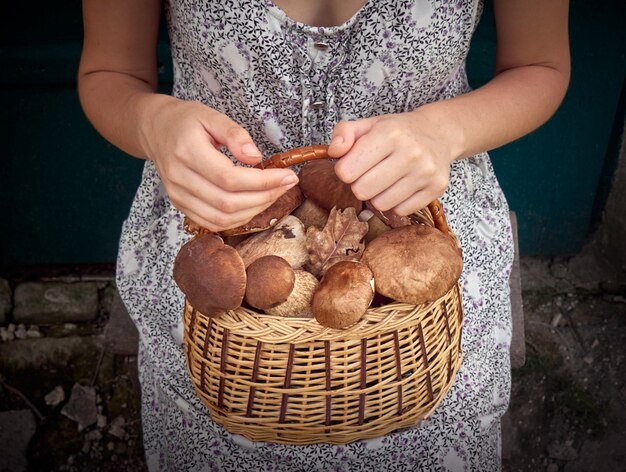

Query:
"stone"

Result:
[[0, 278, 11, 324], [0, 336, 104, 373], [108, 416, 127, 440], [61, 384, 98, 431], [97, 414, 107, 428], [26, 326, 42, 338], [0, 327, 14, 342], [0, 409, 36, 472], [85, 430, 102, 442], [103, 290, 138, 356], [13, 282, 99, 324], [44, 385, 66, 407], [15, 324, 27, 339]]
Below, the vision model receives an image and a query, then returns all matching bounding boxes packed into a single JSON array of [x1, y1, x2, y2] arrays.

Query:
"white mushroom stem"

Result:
[[264, 270, 318, 318], [358, 209, 375, 222]]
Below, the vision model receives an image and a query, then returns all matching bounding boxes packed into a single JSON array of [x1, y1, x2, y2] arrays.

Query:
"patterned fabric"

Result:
[[116, 0, 514, 470]]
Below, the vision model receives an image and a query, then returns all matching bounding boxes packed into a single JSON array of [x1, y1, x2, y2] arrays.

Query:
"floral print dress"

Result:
[[116, 1, 514, 470]]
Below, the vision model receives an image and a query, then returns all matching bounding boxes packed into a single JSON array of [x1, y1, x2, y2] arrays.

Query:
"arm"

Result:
[[78, 0, 298, 231], [329, 0, 570, 215]]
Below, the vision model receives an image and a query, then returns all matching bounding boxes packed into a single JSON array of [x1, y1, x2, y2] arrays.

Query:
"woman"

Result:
[[78, 0, 570, 470]]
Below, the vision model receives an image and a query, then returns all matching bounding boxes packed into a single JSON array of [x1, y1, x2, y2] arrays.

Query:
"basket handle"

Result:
[[257, 145, 451, 236]]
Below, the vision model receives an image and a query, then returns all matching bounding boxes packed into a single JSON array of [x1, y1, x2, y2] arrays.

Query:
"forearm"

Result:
[[78, 72, 175, 160], [419, 61, 570, 161]]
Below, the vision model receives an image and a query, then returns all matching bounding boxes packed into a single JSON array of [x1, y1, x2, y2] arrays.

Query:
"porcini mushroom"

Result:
[[264, 270, 319, 318], [358, 208, 392, 244], [236, 215, 309, 269], [312, 261, 375, 329], [220, 185, 303, 236], [173, 234, 247, 316], [299, 160, 363, 213], [361, 225, 463, 306], [292, 198, 329, 230], [245, 255, 295, 311]]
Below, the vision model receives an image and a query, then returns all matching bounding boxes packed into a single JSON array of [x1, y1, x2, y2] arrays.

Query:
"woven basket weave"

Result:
[[182, 146, 464, 445]]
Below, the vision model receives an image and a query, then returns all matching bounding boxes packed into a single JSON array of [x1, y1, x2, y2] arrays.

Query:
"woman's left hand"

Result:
[[327, 109, 460, 216]]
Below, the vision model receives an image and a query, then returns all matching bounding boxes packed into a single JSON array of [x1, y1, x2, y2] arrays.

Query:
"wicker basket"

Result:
[[182, 146, 464, 445]]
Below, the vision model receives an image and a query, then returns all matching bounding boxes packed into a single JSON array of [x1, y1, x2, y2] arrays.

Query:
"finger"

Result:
[[177, 192, 280, 233], [327, 118, 377, 158], [180, 170, 299, 215], [349, 155, 411, 202], [334, 130, 393, 184], [198, 110, 263, 166], [368, 176, 428, 213], [181, 133, 299, 192], [392, 190, 436, 217]]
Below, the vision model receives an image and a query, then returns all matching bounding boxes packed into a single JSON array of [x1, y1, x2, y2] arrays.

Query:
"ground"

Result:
[[503, 252, 626, 472], [0, 249, 624, 471]]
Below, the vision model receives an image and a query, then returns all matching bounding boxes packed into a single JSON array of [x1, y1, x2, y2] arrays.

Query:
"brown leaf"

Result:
[[306, 207, 368, 277]]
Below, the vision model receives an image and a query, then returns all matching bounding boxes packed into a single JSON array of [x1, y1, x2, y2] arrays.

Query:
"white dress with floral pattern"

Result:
[[116, 1, 514, 470]]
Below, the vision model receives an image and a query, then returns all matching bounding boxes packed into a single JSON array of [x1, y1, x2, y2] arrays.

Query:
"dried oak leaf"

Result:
[[306, 206, 368, 277]]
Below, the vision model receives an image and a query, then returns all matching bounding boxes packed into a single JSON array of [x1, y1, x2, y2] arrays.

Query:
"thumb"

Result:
[[327, 118, 377, 158], [202, 112, 263, 165]]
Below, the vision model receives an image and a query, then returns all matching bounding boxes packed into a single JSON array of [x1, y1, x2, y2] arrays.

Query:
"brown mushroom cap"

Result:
[[219, 185, 304, 236], [312, 260, 375, 329], [245, 255, 295, 310], [173, 234, 247, 316], [361, 225, 463, 306], [299, 160, 363, 212]]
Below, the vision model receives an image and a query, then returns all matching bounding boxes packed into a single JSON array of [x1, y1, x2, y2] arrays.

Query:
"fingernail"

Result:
[[281, 174, 299, 186], [328, 136, 344, 149], [242, 143, 262, 157]]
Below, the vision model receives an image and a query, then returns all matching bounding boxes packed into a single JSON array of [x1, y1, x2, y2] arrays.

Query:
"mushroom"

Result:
[[264, 270, 319, 318], [219, 185, 303, 236], [291, 198, 329, 230], [358, 208, 392, 244], [360, 225, 463, 306], [312, 261, 375, 329], [173, 234, 247, 316], [245, 255, 295, 311], [236, 215, 309, 269], [299, 160, 363, 213]]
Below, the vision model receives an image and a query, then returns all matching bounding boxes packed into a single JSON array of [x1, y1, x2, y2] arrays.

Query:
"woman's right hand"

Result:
[[139, 96, 299, 233]]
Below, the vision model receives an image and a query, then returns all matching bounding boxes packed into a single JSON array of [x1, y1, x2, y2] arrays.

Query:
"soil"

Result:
[[503, 253, 626, 472]]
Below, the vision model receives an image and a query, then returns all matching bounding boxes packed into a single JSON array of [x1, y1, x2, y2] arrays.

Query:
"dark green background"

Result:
[[1, 1, 625, 267]]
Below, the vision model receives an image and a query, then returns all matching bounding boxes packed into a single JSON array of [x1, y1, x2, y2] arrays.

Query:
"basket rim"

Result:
[[184, 281, 462, 343]]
